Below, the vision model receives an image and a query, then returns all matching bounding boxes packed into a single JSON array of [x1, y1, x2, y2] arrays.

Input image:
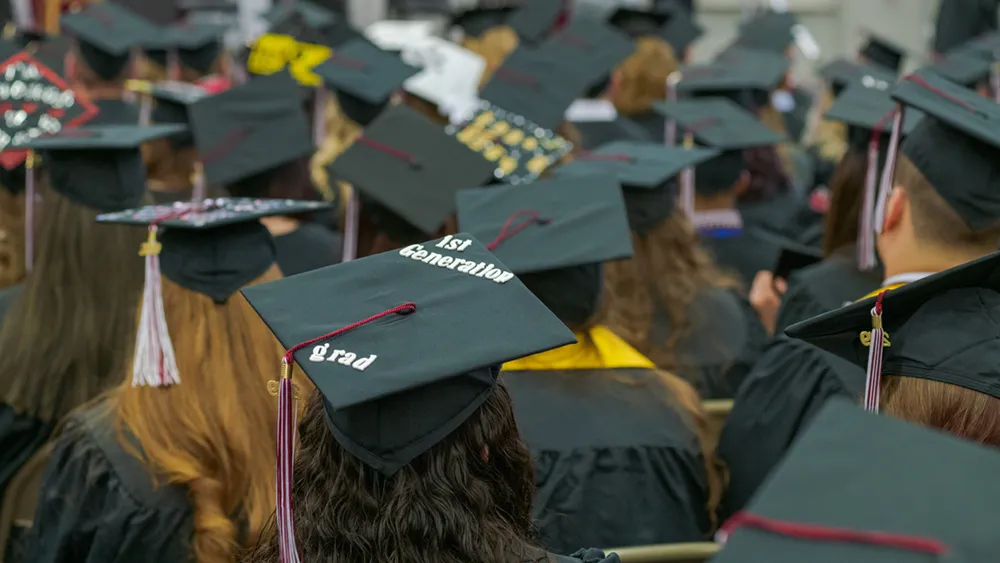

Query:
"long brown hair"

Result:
[[114, 266, 284, 563], [145, 139, 198, 194], [0, 189, 26, 289], [821, 147, 867, 257], [604, 212, 740, 374], [241, 381, 544, 563], [612, 36, 676, 116], [882, 376, 1000, 447], [0, 185, 146, 422]]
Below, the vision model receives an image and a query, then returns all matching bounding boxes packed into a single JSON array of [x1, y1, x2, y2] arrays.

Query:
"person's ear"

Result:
[[733, 170, 751, 197], [882, 185, 908, 234]]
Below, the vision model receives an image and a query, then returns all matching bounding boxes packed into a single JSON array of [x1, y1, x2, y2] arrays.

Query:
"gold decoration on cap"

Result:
[[138, 229, 162, 257], [267, 362, 300, 398], [683, 132, 695, 149], [859, 330, 891, 347], [126, 79, 152, 94]]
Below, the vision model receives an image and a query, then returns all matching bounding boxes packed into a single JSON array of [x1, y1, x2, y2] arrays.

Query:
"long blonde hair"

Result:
[[463, 26, 520, 87], [612, 36, 677, 116], [114, 266, 285, 563], [310, 94, 362, 210]]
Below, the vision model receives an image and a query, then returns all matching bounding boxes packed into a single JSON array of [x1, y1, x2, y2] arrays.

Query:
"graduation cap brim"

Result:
[[928, 50, 994, 86], [824, 83, 926, 135], [96, 197, 331, 228], [314, 38, 420, 104], [507, 0, 565, 44], [654, 97, 787, 149], [560, 141, 719, 188], [60, 3, 159, 56], [20, 123, 188, 150], [260, 0, 338, 29], [890, 69, 1000, 147], [748, 227, 823, 280], [455, 175, 634, 274], [819, 58, 897, 89], [240, 234, 577, 411]]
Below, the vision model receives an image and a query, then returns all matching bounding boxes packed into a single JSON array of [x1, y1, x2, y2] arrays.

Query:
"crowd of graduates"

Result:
[[0, 0, 999, 562]]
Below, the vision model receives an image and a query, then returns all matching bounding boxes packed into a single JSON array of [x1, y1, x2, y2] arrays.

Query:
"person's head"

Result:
[[462, 25, 520, 87], [604, 211, 740, 372], [242, 380, 539, 563], [227, 156, 316, 203], [877, 154, 1000, 271], [694, 151, 751, 209], [0, 182, 147, 422], [114, 264, 284, 563], [144, 138, 199, 192], [609, 36, 677, 116], [65, 42, 130, 93]]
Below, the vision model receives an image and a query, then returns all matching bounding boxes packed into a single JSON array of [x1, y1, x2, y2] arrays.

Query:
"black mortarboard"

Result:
[[61, 3, 159, 80], [786, 251, 1000, 402], [329, 105, 496, 234], [655, 97, 784, 195], [608, 7, 670, 39], [716, 399, 1000, 562], [20, 124, 186, 211], [241, 234, 576, 475], [313, 37, 419, 106], [734, 10, 797, 53], [927, 47, 994, 88], [479, 46, 577, 130], [819, 58, 897, 95], [749, 227, 823, 280], [456, 175, 633, 274], [143, 80, 211, 146], [447, 100, 573, 186], [451, 7, 514, 38], [675, 50, 788, 110], [891, 69, 1000, 229], [661, 10, 704, 54], [158, 22, 227, 73], [261, 0, 339, 31], [933, 0, 1000, 55], [824, 81, 925, 136], [859, 35, 906, 73], [188, 71, 312, 187], [556, 141, 719, 234], [507, 0, 566, 45], [98, 198, 328, 301], [540, 16, 635, 92]]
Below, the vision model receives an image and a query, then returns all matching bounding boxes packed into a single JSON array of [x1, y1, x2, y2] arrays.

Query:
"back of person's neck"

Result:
[[882, 246, 988, 282], [85, 83, 126, 100], [694, 193, 738, 212], [261, 215, 301, 237]]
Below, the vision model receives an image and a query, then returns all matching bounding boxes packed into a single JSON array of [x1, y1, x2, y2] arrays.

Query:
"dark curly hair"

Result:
[[241, 380, 547, 563]]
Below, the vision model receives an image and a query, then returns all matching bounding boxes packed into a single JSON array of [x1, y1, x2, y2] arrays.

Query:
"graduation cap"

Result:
[[556, 140, 719, 234], [716, 399, 1000, 562], [261, 0, 339, 31], [661, 10, 704, 55], [240, 235, 575, 563], [329, 105, 496, 235], [608, 6, 670, 39], [819, 58, 897, 95], [20, 123, 185, 211], [97, 197, 328, 389], [447, 100, 573, 186], [312, 38, 419, 125], [149, 23, 228, 74], [479, 46, 578, 130], [889, 69, 1000, 229], [927, 47, 995, 88], [507, 0, 567, 45], [451, 6, 515, 38], [61, 3, 159, 80], [400, 37, 486, 110], [135, 80, 211, 146], [540, 17, 635, 93], [734, 9, 797, 53], [675, 50, 788, 109], [859, 34, 907, 73], [0, 50, 100, 171], [188, 71, 312, 187], [749, 227, 823, 281]]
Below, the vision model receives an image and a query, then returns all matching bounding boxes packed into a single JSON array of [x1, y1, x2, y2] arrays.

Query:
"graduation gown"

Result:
[[699, 227, 780, 290], [649, 287, 769, 399], [629, 111, 666, 144], [717, 336, 864, 520], [274, 223, 343, 276], [774, 246, 882, 334], [934, 0, 1000, 54], [503, 327, 711, 554], [89, 99, 141, 126], [28, 404, 195, 563], [550, 548, 622, 563], [0, 404, 51, 503]]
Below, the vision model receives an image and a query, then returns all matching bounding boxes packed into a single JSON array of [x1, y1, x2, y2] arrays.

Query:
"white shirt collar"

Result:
[[564, 99, 618, 123]]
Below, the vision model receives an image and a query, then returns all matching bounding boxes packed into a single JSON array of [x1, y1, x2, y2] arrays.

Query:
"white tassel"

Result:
[[131, 226, 180, 387], [862, 292, 887, 413], [857, 133, 879, 271]]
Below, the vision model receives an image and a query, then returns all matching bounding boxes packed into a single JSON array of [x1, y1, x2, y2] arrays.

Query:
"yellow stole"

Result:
[[859, 282, 907, 301], [502, 326, 655, 371]]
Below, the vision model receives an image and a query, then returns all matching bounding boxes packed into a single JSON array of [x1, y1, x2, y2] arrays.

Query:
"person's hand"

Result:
[[750, 271, 787, 336]]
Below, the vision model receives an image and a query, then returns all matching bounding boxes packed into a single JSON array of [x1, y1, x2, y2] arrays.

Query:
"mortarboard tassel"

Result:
[[24, 151, 35, 273], [861, 291, 889, 412], [664, 71, 683, 146], [313, 87, 327, 149], [191, 162, 206, 203], [341, 187, 359, 262], [992, 59, 1000, 104], [486, 209, 550, 250], [873, 106, 905, 235], [857, 112, 893, 271], [679, 132, 696, 219], [271, 302, 418, 563]]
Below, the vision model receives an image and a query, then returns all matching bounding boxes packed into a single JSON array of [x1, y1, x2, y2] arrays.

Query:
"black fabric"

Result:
[[77, 41, 131, 81], [179, 43, 221, 74], [933, 0, 1000, 54], [334, 91, 388, 126], [774, 247, 882, 335], [629, 111, 666, 143], [505, 368, 711, 554], [623, 182, 677, 236], [28, 405, 194, 563], [551, 549, 621, 563], [699, 229, 780, 290], [0, 402, 52, 502], [44, 147, 145, 212], [717, 337, 864, 520], [274, 223, 343, 276], [520, 264, 604, 326], [0, 282, 23, 322], [160, 220, 276, 303], [89, 99, 141, 125], [694, 150, 744, 196], [451, 7, 514, 37], [650, 287, 768, 399], [571, 116, 654, 150]]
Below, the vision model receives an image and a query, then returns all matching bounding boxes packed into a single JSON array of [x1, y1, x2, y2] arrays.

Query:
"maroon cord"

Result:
[[200, 127, 254, 165], [683, 117, 720, 135], [357, 137, 420, 167], [328, 55, 366, 69], [281, 303, 417, 365], [486, 209, 551, 251], [720, 512, 948, 557], [556, 33, 590, 49], [905, 74, 981, 115]]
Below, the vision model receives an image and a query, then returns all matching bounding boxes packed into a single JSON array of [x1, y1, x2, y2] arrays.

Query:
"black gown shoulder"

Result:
[[548, 548, 622, 563], [775, 248, 882, 334], [0, 403, 51, 501], [89, 99, 140, 125], [504, 368, 710, 554], [650, 287, 768, 399], [274, 223, 343, 276], [700, 231, 780, 290], [716, 336, 864, 519], [571, 117, 653, 150], [28, 404, 194, 563]]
